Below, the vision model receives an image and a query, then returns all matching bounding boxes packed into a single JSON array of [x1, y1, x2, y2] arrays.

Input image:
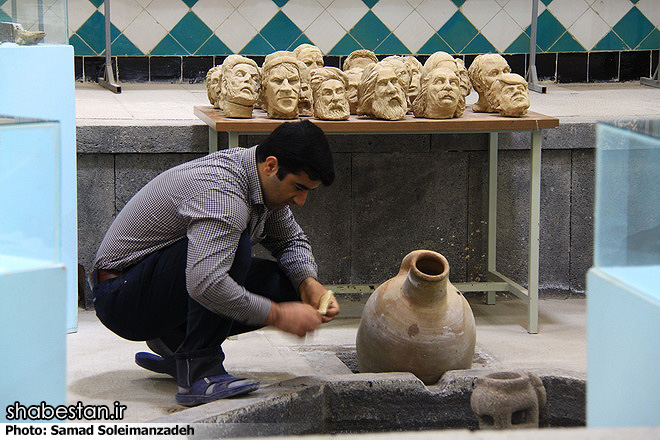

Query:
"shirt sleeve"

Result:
[[180, 187, 272, 326], [260, 207, 319, 293]]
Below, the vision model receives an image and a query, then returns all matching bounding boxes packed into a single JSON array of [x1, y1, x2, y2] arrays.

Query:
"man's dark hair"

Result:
[[256, 120, 335, 186]]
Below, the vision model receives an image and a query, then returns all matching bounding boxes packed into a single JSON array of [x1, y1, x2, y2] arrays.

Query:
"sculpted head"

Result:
[[403, 56, 423, 103], [262, 52, 302, 119], [454, 58, 472, 96], [219, 55, 260, 118], [424, 52, 471, 97], [412, 67, 463, 119], [310, 67, 349, 120], [381, 55, 412, 96], [206, 65, 223, 108], [468, 53, 511, 112], [357, 61, 407, 120], [343, 49, 378, 71], [297, 63, 314, 116], [344, 67, 365, 114], [294, 43, 324, 71], [486, 73, 530, 117]]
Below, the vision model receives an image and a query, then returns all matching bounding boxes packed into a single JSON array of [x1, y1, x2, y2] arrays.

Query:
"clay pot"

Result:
[[356, 250, 476, 384], [470, 371, 546, 429]]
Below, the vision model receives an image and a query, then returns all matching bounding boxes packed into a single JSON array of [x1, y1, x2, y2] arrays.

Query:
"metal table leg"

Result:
[[527, 130, 542, 333], [209, 126, 218, 153], [228, 132, 239, 148], [487, 132, 498, 305]]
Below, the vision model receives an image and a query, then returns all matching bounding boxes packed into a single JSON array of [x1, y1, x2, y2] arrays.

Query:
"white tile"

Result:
[[406, 0, 425, 7], [192, 0, 235, 31], [304, 10, 346, 53], [123, 9, 167, 53], [216, 9, 258, 53], [326, 0, 369, 31], [282, 0, 325, 31], [237, 0, 278, 31], [635, 0, 660, 29], [548, 0, 589, 29], [493, 0, 509, 6], [316, 0, 334, 7], [372, 0, 414, 31], [461, 0, 503, 31], [503, 0, 546, 29], [226, 0, 245, 6], [107, 0, 143, 31], [393, 10, 435, 53], [145, 0, 188, 31], [67, 0, 97, 31], [134, 0, 153, 8], [480, 8, 522, 52], [567, 7, 610, 50], [416, 0, 457, 30], [590, 0, 632, 27]]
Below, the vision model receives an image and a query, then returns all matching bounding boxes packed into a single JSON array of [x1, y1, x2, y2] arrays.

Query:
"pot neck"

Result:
[[400, 251, 450, 306]]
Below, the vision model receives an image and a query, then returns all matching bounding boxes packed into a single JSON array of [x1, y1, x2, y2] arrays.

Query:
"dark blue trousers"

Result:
[[93, 232, 299, 387]]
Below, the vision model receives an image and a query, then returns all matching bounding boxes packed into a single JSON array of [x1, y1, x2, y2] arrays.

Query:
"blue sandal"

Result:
[[175, 374, 260, 407], [135, 352, 176, 378]]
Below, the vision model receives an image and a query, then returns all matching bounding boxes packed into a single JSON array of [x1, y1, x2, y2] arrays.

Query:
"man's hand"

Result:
[[299, 277, 340, 323], [265, 302, 322, 337]]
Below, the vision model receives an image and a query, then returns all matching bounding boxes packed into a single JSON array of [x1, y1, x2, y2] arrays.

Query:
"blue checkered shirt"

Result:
[[93, 146, 318, 325]]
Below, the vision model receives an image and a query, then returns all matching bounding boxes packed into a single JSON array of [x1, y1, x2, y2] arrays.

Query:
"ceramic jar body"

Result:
[[356, 250, 476, 385]]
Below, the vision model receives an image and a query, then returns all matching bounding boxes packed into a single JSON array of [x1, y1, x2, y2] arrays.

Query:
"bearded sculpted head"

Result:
[[403, 56, 423, 104], [424, 51, 472, 98], [381, 55, 412, 110], [486, 73, 530, 117], [309, 67, 350, 121], [412, 67, 464, 119], [357, 61, 407, 121], [468, 53, 511, 112], [206, 65, 223, 109], [218, 55, 260, 118], [294, 43, 324, 71], [261, 51, 302, 119], [297, 62, 314, 116]]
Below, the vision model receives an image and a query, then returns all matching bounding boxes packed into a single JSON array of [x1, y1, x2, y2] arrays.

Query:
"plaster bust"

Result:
[[262, 52, 302, 119], [486, 73, 530, 117], [310, 67, 350, 120], [454, 58, 473, 97], [404, 56, 423, 105], [343, 49, 378, 71], [468, 53, 511, 112], [423, 51, 472, 98], [294, 43, 324, 70], [412, 67, 464, 119], [297, 63, 314, 117], [357, 61, 407, 121], [344, 67, 365, 114], [381, 55, 412, 110], [219, 55, 260, 118], [205, 65, 222, 109]]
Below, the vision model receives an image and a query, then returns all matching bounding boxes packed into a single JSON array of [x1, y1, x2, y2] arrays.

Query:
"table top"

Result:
[[194, 106, 560, 133]]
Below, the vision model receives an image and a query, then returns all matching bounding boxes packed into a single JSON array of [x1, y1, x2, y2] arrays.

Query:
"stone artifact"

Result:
[[471, 371, 547, 429], [486, 73, 530, 117], [412, 67, 464, 119], [218, 55, 260, 118], [309, 67, 350, 120], [423, 51, 472, 98], [293, 43, 324, 70], [357, 61, 408, 121], [356, 250, 476, 384], [1, 22, 45, 45], [381, 55, 412, 110], [343, 49, 378, 115], [261, 51, 302, 119], [455, 58, 473, 96], [344, 67, 364, 114], [297, 63, 314, 117], [468, 53, 511, 112], [206, 65, 223, 109], [403, 56, 423, 104]]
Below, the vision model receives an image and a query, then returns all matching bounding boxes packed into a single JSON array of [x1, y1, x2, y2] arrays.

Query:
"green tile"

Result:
[[540, 0, 553, 5], [288, 33, 314, 52], [535, 10, 567, 51], [151, 34, 188, 56], [418, 33, 454, 55], [593, 30, 629, 51], [196, 35, 232, 55], [613, 7, 655, 50], [505, 30, 542, 54], [350, 10, 390, 50], [240, 33, 276, 55], [0, 9, 12, 22], [549, 31, 585, 52], [272, 0, 289, 6], [69, 33, 96, 56], [375, 33, 410, 54], [362, 0, 379, 8], [75, 11, 107, 54], [170, 12, 212, 55], [328, 33, 362, 55], [0, 0, 8, 7], [89, 0, 103, 8], [451, 0, 466, 6], [637, 27, 660, 50], [260, 11, 303, 50], [181, 0, 199, 7], [111, 33, 143, 56], [438, 11, 478, 53], [461, 33, 497, 54]]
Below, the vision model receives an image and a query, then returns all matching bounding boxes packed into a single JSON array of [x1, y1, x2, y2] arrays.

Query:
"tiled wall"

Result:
[[5, 0, 656, 57]]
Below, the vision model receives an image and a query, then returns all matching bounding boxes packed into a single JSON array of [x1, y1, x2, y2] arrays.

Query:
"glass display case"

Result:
[[0, 115, 66, 419], [0, 0, 68, 45], [587, 119, 660, 427]]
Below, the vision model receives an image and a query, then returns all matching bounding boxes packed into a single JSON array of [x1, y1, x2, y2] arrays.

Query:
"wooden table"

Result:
[[194, 105, 560, 333]]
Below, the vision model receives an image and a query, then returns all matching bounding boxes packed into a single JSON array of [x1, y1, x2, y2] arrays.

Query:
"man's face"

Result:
[[265, 64, 300, 116], [372, 66, 407, 120], [262, 168, 321, 211], [345, 68, 363, 113], [226, 63, 259, 105], [386, 59, 411, 91], [498, 82, 529, 114], [407, 65, 421, 98], [427, 68, 460, 118], [208, 69, 222, 104], [299, 48, 323, 70], [481, 57, 511, 90], [315, 78, 349, 120]]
